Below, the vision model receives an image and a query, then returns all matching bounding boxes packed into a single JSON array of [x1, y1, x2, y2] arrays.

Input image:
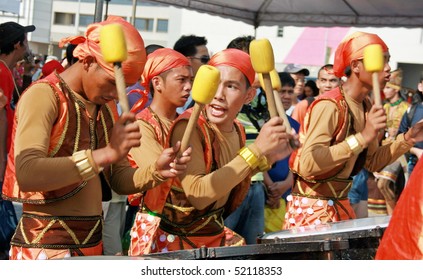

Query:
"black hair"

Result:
[[173, 35, 207, 57], [305, 80, 319, 96], [226, 35, 255, 53], [66, 44, 79, 66], [278, 72, 296, 88], [146, 44, 164, 55], [225, 36, 255, 89], [0, 33, 25, 55]]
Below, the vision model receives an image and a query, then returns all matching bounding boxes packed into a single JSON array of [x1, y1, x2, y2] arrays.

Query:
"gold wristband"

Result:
[[72, 150, 96, 181], [238, 147, 260, 170], [85, 149, 104, 174], [258, 156, 272, 172], [345, 135, 363, 155]]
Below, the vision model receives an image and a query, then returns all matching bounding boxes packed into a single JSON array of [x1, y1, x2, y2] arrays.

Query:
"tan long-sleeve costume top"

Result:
[[128, 109, 170, 192], [3, 79, 155, 217], [298, 91, 411, 178], [127, 108, 177, 256], [127, 109, 172, 208], [285, 87, 413, 229], [130, 115, 171, 169], [3, 16, 148, 260], [2, 74, 158, 260], [170, 115, 255, 211]]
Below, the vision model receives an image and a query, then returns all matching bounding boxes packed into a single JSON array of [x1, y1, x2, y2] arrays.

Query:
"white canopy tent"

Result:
[[146, 0, 423, 28]]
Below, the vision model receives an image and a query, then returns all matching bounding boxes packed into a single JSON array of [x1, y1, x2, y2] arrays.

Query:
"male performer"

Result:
[[286, 31, 423, 229], [127, 48, 193, 255], [130, 48, 298, 254], [2, 17, 190, 260]]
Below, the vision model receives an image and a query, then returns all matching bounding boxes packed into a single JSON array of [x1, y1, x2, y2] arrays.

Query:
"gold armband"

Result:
[[238, 147, 260, 170], [345, 135, 363, 155], [72, 150, 96, 181], [258, 156, 272, 172]]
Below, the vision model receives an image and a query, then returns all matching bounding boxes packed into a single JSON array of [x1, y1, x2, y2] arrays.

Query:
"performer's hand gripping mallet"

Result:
[[179, 65, 220, 154], [100, 23, 130, 113], [363, 44, 384, 106], [250, 39, 292, 132]]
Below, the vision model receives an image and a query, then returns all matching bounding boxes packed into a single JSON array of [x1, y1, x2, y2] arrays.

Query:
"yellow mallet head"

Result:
[[100, 23, 128, 63], [259, 69, 281, 91], [191, 65, 220, 105], [249, 38, 275, 73], [363, 44, 384, 73]]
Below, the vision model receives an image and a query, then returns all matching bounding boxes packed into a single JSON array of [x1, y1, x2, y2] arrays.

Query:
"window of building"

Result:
[[134, 18, 154, 32], [156, 19, 168, 33], [277, 26, 284, 37], [54, 12, 75, 26], [79, 14, 94, 27]]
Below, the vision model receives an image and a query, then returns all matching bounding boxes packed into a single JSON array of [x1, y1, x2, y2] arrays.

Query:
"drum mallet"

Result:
[[179, 65, 220, 154], [363, 44, 384, 106], [259, 69, 286, 121], [270, 70, 287, 122], [100, 23, 130, 113], [250, 39, 292, 133]]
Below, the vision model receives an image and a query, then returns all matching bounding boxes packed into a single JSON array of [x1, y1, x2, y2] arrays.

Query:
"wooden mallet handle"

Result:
[[114, 64, 130, 113], [180, 102, 202, 153], [268, 69, 292, 132], [250, 39, 292, 133], [261, 72, 278, 118]]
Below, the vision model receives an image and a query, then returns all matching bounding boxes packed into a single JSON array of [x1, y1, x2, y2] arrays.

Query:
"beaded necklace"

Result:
[[389, 98, 403, 107]]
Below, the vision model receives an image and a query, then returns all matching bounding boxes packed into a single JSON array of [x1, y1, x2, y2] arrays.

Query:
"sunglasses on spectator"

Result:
[[190, 55, 210, 64]]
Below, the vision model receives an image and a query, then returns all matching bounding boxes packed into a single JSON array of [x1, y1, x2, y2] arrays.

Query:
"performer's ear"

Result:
[[152, 76, 163, 92], [351, 59, 361, 74], [244, 86, 256, 104]]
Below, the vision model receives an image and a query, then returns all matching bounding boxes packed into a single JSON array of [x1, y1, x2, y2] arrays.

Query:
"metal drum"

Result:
[[69, 216, 388, 260], [145, 239, 349, 260], [258, 215, 390, 260]]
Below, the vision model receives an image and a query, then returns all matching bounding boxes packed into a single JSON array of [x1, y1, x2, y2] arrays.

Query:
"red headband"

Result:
[[59, 16, 146, 85], [140, 48, 191, 91], [208, 48, 255, 86], [333, 31, 388, 78]]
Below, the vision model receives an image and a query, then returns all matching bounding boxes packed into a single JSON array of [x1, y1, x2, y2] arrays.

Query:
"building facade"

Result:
[[1, 0, 423, 89]]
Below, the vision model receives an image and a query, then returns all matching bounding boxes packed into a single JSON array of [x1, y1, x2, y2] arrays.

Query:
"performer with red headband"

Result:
[[126, 48, 193, 256], [2, 16, 190, 260], [128, 48, 298, 254], [286, 31, 423, 230]]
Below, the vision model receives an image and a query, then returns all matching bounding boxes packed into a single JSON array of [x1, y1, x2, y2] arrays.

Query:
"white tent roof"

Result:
[[147, 0, 423, 28]]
